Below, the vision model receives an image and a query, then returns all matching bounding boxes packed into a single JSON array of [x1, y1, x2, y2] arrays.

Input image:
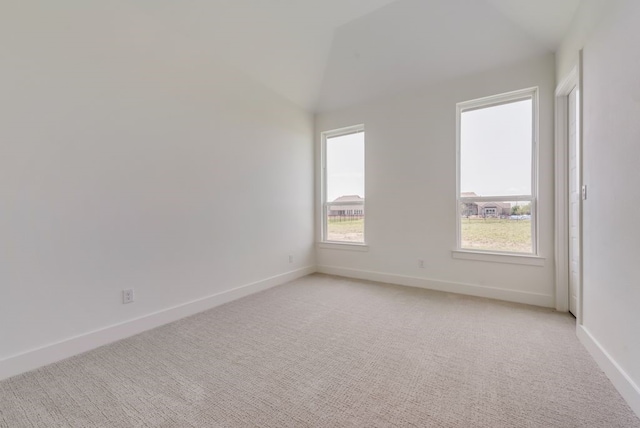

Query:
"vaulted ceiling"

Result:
[[317, 0, 581, 111], [20, 0, 581, 112]]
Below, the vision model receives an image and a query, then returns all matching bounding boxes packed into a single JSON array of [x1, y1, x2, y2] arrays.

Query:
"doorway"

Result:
[[568, 86, 580, 317], [554, 55, 583, 322]]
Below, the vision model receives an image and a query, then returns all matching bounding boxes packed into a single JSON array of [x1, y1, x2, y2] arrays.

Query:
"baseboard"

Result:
[[0, 266, 316, 381], [577, 325, 640, 418], [317, 265, 554, 308]]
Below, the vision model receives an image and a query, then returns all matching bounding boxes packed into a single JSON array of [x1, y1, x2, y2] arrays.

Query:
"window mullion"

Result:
[[459, 196, 532, 203]]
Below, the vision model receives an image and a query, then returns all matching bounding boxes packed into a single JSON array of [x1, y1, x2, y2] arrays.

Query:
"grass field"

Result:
[[327, 217, 532, 253], [327, 218, 364, 242], [461, 218, 532, 253]]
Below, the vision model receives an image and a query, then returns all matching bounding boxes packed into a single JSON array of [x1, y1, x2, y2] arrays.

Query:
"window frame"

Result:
[[320, 124, 366, 246], [455, 87, 539, 256]]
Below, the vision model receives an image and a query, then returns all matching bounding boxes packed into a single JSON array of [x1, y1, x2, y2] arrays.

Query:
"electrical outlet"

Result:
[[288, 255, 294, 263], [418, 259, 425, 269], [123, 289, 134, 304]]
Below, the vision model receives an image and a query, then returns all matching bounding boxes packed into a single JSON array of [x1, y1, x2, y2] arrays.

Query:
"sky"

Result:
[[460, 99, 532, 197], [326, 132, 364, 202]]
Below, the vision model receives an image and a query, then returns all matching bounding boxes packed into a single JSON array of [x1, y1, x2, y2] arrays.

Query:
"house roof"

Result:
[[478, 201, 511, 210], [329, 195, 365, 211], [332, 195, 364, 203]]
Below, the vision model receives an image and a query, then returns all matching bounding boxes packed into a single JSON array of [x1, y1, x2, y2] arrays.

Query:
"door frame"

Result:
[[554, 51, 583, 324]]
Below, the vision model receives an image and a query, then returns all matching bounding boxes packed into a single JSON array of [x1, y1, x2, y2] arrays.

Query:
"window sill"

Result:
[[317, 242, 369, 252], [452, 250, 545, 266]]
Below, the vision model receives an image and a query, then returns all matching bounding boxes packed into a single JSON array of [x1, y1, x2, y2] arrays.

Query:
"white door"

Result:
[[568, 86, 580, 317]]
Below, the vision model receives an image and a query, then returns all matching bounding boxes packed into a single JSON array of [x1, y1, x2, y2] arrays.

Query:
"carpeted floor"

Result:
[[1, 274, 638, 427]]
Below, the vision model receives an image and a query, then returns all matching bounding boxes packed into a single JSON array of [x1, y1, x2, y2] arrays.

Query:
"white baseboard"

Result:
[[0, 266, 316, 381], [577, 325, 640, 418], [317, 265, 554, 308]]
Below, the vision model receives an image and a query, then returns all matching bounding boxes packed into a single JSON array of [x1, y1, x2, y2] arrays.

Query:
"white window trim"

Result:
[[554, 56, 583, 315], [320, 124, 366, 246], [454, 87, 540, 258], [452, 250, 545, 266], [317, 242, 369, 251]]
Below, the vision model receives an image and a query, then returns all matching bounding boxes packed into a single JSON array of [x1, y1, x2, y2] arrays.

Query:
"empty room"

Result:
[[1, 0, 639, 426]]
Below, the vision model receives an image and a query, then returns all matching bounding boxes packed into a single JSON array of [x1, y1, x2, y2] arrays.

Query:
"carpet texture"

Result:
[[1, 274, 638, 427]]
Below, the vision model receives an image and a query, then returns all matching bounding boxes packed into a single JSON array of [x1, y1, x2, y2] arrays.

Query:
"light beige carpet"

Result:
[[1, 274, 638, 427]]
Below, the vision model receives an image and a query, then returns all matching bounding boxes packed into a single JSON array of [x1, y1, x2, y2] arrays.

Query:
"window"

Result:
[[321, 125, 365, 244], [484, 207, 497, 216], [457, 88, 537, 255]]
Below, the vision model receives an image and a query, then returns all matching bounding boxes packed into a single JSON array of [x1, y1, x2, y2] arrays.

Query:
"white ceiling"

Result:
[[484, 0, 582, 51], [41, 0, 581, 111], [118, 0, 402, 111], [316, 0, 581, 111]]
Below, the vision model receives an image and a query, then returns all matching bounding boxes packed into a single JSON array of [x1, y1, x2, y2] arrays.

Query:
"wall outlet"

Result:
[[418, 259, 425, 269], [288, 255, 294, 263], [123, 289, 135, 304]]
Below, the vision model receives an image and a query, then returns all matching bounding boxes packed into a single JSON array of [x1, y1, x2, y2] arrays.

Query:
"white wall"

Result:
[[555, 0, 619, 80], [316, 54, 556, 307], [557, 0, 640, 415], [0, 3, 314, 364], [555, 0, 620, 80]]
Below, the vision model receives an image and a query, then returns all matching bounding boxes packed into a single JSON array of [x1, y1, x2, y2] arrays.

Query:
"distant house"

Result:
[[460, 192, 510, 217], [328, 195, 364, 217], [477, 201, 511, 217], [460, 192, 480, 216]]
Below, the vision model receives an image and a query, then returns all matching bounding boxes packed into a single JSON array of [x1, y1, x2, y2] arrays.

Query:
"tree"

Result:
[[511, 203, 531, 216]]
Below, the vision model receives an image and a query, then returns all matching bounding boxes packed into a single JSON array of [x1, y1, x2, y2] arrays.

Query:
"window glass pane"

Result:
[[460, 99, 532, 197], [460, 201, 532, 253], [325, 131, 365, 243], [326, 204, 364, 243], [326, 132, 364, 202]]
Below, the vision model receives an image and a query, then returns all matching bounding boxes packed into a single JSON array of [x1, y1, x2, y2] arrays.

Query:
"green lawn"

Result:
[[326, 217, 532, 253], [461, 218, 532, 253], [327, 218, 364, 243]]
